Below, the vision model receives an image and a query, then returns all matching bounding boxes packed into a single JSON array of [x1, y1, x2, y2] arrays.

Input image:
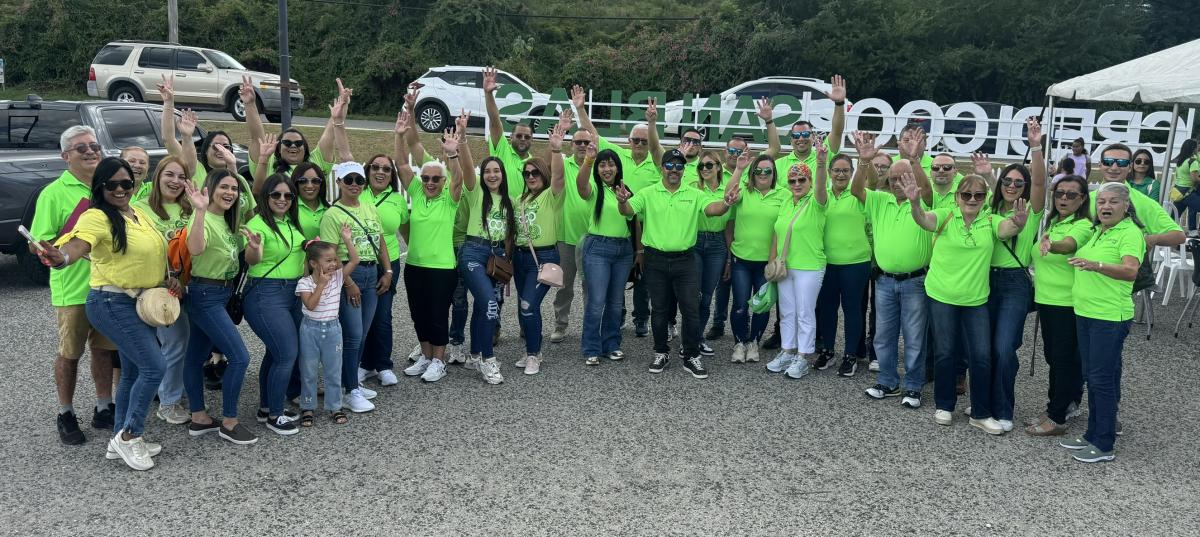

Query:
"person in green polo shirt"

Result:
[[483, 66, 535, 200], [358, 143, 411, 387], [243, 76, 338, 183], [898, 170, 1027, 436], [691, 149, 735, 359], [1060, 181, 1145, 463], [1089, 143, 1185, 250], [1170, 139, 1200, 231], [773, 75, 847, 183], [1027, 174, 1092, 437], [617, 149, 738, 379], [242, 173, 306, 436], [727, 152, 788, 363], [30, 124, 117, 445]]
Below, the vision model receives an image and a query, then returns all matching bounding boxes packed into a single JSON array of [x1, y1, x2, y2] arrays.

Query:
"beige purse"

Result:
[[764, 200, 806, 282], [520, 200, 564, 288]]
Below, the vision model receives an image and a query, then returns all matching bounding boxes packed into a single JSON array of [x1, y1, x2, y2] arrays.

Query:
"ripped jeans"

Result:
[[513, 245, 561, 356], [459, 238, 507, 358]]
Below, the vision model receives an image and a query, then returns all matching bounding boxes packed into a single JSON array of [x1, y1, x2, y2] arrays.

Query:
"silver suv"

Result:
[[86, 40, 304, 122]]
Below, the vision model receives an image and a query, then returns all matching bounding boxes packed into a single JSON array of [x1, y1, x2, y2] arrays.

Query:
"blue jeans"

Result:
[[1174, 186, 1200, 231], [156, 307, 188, 406], [362, 257, 402, 371], [459, 240, 506, 358], [986, 268, 1031, 422], [244, 278, 300, 417], [816, 261, 871, 357], [514, 246, 560, 355], [86, 290, 164, 437], [299, 317, 343, 411], [694, 231, 727, 338], [450, 245, 469, 345], [711, 277, 730, 329], [338, 264, 378, 392], [730, 256, 769, 343], [580, 235, 634, 357], [929, 298, 992, 415], [1076, 316, 1129, 452], [184, 283, 251, 418], [873, 274, 928, 392]]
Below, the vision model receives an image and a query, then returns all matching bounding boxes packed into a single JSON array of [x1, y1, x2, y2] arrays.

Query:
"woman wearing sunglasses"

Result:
[[765, 139, 829, 380], [1027, 174, 1091, 436], [292, 162, 329, 240], [813, 153, 872, 377], [39, 157, 180, 470], [1127, 149, 1160, 201], [244, 76, 341, 181], [898, 170, 1027, 435], [318, 162, 391, 413], [726, 154, 785, 363], [242, 174, 306, 435], [692, 149, 733, 357], [1059, 182, 1144, 463], [576, 144, 635, 366], [982, 118, 1047, 432]]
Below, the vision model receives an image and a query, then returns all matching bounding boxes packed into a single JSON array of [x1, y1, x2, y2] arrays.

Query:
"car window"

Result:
[[101, 109, 162, 149], [176, 50, 208, 72], [439, 71, 479, 88], [0, 109, 81, 149], [496, 73, 519, 86], [137, 47, 174, 69], [93, 45, 133, 66], [774, 83, 825, 99], [732, 83, 772, 99], [201, 50, 246, 71]]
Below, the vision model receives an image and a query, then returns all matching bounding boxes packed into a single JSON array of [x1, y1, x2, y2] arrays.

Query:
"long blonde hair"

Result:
[[147, 155, 194, 221]]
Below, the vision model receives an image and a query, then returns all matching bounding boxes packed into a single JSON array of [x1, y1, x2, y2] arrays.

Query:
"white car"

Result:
[[412, 66, 553, 132], [663, 76, 839, 139]]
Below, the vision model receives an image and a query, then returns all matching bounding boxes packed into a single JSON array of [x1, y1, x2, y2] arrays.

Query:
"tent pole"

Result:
[[1161, 103, 1181, 204], [1045, 96, 1055, 172]]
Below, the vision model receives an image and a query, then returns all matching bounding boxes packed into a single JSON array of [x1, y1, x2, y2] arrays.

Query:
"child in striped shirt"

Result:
[[295, 224, 358, 426]]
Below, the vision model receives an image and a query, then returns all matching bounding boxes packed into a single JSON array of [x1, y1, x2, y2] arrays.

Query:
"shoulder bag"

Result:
[[333, 204, 386, 280], [764, 200, 807, 282], [518, 200, 563, 287]]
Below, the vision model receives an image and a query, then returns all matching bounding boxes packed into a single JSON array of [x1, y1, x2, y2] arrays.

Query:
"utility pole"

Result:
[[278, 0, 292, 129], [168, 0, 179, 43]]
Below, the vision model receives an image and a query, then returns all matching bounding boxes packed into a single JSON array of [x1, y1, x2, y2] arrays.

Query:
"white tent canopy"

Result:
[[1047, 38, 1200, 104]]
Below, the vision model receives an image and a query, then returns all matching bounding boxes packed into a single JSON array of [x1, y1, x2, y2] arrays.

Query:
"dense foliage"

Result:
[[1, 0, 1196, 114]]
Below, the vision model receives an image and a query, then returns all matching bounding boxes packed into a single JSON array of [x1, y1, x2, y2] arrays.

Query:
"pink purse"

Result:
[[520, 200, 564, 288]]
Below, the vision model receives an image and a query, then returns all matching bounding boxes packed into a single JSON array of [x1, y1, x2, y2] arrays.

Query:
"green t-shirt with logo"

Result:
[[1033, 215, 1094, 307], [773, 194, 827, 270], [1072, 218, 1145, 321], [463, 185, 511, 242], [406, 180, 460, 269], [30, 170, 93, 306], [133, 200, 189, 241], [517, 189, 563, 247], [730, 185, 787, 261], [926, 208, 1000, 306], [189, 211, 243, 280], [245, 214, 304, 279], [488, 136, 533, 199], [320, 201, 382, 263]]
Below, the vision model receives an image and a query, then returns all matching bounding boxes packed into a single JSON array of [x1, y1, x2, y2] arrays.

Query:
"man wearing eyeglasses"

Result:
[[772, 75, 847, 182], [484, 66, 536, 200], [29, 125, 118, 445], [1090, 143, 1185, 248], [929, 153, 965, 210]]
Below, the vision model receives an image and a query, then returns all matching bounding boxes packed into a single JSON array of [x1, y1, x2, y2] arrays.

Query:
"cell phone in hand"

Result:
[[18, 225, 45, 252]]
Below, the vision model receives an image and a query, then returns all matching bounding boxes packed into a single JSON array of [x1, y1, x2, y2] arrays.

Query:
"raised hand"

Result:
[[548, 121, 567, 151], [482, 66, 498, 93], [615, 184, 633, 204], [340, 222, 353, 243], [1011, 198, 1028, 228], [404, 84, 420, 111], [179, 109, 198, 137], [735, 148, 752, 170], [971, 152, 992, 176], [585, 141, 599, 160], [898, 128, 925, 160], [756, 97, 774, 122], [214, 143, 238, 168], [1026, 116, 1042, 149], [241, 228, 263, 252], [239, 75, 255, 105], [724, 185, 742, 206], [258, 133, 278, 162], [156, 74, 174, 102], [813, 133, 828, 159], [395, 109, 410, 136], [441, 127, 460, 153], [645, 97, 658, 124], [900, 171, 919, 202], [852, 131, 878, 161], [570, 84, 586, 109], [185, 181, 209, 209], [455, 109, 469, 133], [825, 74, 847, 103], [678, 139, 696, 155]]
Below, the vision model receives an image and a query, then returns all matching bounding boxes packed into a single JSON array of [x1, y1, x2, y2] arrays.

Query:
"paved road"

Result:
[[1, 252, 1197, 535], [196, 111, 397, 131]]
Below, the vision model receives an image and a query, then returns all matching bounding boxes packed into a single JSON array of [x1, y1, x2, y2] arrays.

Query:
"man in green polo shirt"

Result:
[[29, 125, 118, 445], [616, 149, 738, 379], [773, 75, 847, 182], [1091, 143, 1186, 249], [929, 153, 964, 210], [483, 66, 534, 200]]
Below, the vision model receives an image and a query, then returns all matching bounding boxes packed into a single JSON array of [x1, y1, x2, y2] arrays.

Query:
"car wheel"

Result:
[[417, 102, 448, 132], [228, 94, 247, 122], [110, 84, 141, 104], [16, 247, 49, 286]]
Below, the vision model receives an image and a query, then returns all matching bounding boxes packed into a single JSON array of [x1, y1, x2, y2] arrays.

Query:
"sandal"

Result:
[[1024, 417, 1067, 436], [299, 411, 315, 427], [330, 411, 348, 424]]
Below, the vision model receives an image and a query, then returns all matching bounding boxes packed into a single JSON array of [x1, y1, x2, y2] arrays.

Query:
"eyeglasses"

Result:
[[682, 136, 703, 145], [1133, 158, 1150, 165], [211, 143, 233, 152], [726, 147, 744, 156], [269, 191, 295, 201], [790, 131, 812, 139], [420, 174, 444, 183], [831, 168, 853, 175], [1053, 190, 1082, 200], [341, 175, 367, 186], [294, 177, 321, 185], [754, 167, 775, 176], [512, 133, 532, 141], [931, 164, 955, 172], [663, 162, 686, 171], [958, 191, 987, 202], [629, 137, 648, 146], [280, 139, 305, 149], [369, 164, 393, 174], [788, 178, 809, 185], [699, 162, 718, 171], [522, 169, 543, 178], [1101, 157, 1131, 168], [68, 142, 103, 155], [572, 140, 590, 147], [103, 179, 135, 191], [999, 177, 1026, 188]]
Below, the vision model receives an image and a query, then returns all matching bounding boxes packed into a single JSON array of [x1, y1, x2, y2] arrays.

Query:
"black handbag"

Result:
[[227, 227, 294, 325], [1000, 238, 1037, 313]]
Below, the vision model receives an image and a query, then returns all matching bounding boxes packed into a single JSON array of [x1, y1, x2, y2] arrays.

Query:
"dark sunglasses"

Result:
[[211, 143, 233, 152], [522, 169, 543, 179], [1000, 177, 1026, 188], [1133, 158, 1150, 165], [754, 167, 775, 176], [726, 147, 744, 156], [268, 191, 295, 201], [1053, 190, 1082, 200], [369, 164, 393, 174], [512, 133, 532, 141], [103, 179, 136, 191], [959, 191, 987, 202], [420, 174, 444, 183], [294, 177, 321, 185], [788, 177, 808, 185], [629, 137, 648, 146], [280, 139, 305, 149], [1101, 157, 1131, 168], [663, 162, 686, 171], [341, 175, 367, 186], [69, 142, 103, 155], [572, 140, 590, 147], [682, 136, 703, 145], [699, 162, 718, 170], [790, 131, 813, 139], [931, 164, 955, 172]]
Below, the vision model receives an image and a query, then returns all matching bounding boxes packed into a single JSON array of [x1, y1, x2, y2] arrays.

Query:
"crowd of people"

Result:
[[30, 71, 1188, 471]]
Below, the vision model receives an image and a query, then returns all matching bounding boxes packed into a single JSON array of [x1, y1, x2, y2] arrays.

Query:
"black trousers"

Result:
[[644, 248, 700, 357], [404, 264, 458, 346], [1038, 303, 1084, 424]]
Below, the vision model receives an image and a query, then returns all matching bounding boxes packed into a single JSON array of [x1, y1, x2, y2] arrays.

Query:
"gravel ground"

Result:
[[1, 252, 1197, 536]]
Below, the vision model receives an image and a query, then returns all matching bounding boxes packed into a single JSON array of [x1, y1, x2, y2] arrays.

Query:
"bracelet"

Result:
[[834, 100, 845, 106], [1097, 262, 1103, 271], [446, 154, 459, 159], [334, 122, 345, 127], [636, 250, 644, 254], [385, 269, 393, 274], [52, 251, 70, 270], [551, 149, 562, 153], [1028, 145, 1043, 153], [724, 199, 733, 207], [763, 119, 774, 126]]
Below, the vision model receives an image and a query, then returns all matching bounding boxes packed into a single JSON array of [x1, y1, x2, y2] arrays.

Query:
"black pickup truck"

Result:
[[0, 96, 246, 284]]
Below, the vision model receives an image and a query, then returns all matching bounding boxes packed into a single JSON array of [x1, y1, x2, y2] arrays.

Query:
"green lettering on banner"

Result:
[[721, 95, 764, 144], [496, 84, 533, 133], [772, 95, 804, 147], [691, 94, 722, 140], [628, 90, 667, 138], [596, 90, 624, 138], [538, 87, 571, 133]]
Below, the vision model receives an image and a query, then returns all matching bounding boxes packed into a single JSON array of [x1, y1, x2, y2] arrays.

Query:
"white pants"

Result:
[[779, 268, 825, 354]]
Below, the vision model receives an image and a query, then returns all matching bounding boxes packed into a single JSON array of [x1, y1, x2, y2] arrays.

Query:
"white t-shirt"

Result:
[[295, 270, 343, 321]]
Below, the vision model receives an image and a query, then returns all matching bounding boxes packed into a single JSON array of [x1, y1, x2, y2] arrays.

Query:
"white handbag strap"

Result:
[[779, 198, 807, 260]]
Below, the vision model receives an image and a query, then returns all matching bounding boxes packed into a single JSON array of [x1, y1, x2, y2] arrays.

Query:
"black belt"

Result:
[[877, 267, 927, 282], [588, 235, 628, 243], [464, 236, 503, 246], [698, 231, 723, 237], [358, 261, 377, 266], [645, 246, 694, 258], [191, 277, 236, 288], [991, 267, 1026, 273], [518, 244, 557, 252]]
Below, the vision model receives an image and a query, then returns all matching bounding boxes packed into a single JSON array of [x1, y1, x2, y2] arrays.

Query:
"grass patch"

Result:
[[0, 84, 92, 102]]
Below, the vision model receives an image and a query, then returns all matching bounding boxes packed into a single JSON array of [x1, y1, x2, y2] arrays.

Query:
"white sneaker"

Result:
[[358, 367, 377, 384], [404, 356, 432, 376], [108, 433, 154, 471], [447, 344, 466, 364], [934, 410, 953, 426], [515, 355, 528, 368], [549, 326, 567, 343], [407, 344, 423, 363], [343, 389, 375, 413], [766, 351, 796, 373], [357, 385, 377, 400], [970, 417, 1006, 435], [868, 359, 880, 372], [106, 436, 162, 459], [378, 369, 399, 386], [524, 355, 542, 375], [745, 342, 760, 362], [464, 354, 481, 371], [997, 419, 1014, 432], [784, 357, 811, 379], [731, 342, 746, 363], [421, 359, 447, 382], [156, 403, 189, 425], [667, 323, 678, 341], [480, 357, 505, 385]]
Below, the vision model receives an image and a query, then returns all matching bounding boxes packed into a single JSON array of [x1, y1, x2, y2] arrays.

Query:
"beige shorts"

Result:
[[56, 305, 117, 360]]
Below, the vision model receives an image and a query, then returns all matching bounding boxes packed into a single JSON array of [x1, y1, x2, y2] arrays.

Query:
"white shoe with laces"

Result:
[[156, 403, 189, 425], [480, 357, 505, 385], [731, 343, 746, 363], [746, 342, 760, 362], [464, 354, 481, 371], [784, 357, 811, 379], [106, 435, 162, 459], [766, 351, 796, 373], [404, 356, 431, 376], [343, 389, 375, 413], [356, 385, 377, 400], [447, 344, 466, 364], [108, 432, 154, 471], [515, 355, 528, 368], [378, 369, 399, 386], [407, 344, 423, 362], [421, 359, 447, 382], [524, 355, 542, 375], [358, 367, 376, 384]]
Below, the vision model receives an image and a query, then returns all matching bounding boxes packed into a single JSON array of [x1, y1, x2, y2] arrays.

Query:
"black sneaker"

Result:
[[266, 416, 299, 436], [836, 355, 858, 377], [814, 350, 835, 370], [865, 384, 901, 399], [57, 411, 86, 445], [901, 390, 922, 409], [634, 320, 649, 337], [761, 331, 781, 350], [699, 342, 715, 356], [705, 325, 725, 341], [649, 353, 669, 373], [682, 356, 710, 379], [256, 408, 299, 424], [91, 403, 115, 429], [188, 419, 221, 437], [219, 423, 259, 445]]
